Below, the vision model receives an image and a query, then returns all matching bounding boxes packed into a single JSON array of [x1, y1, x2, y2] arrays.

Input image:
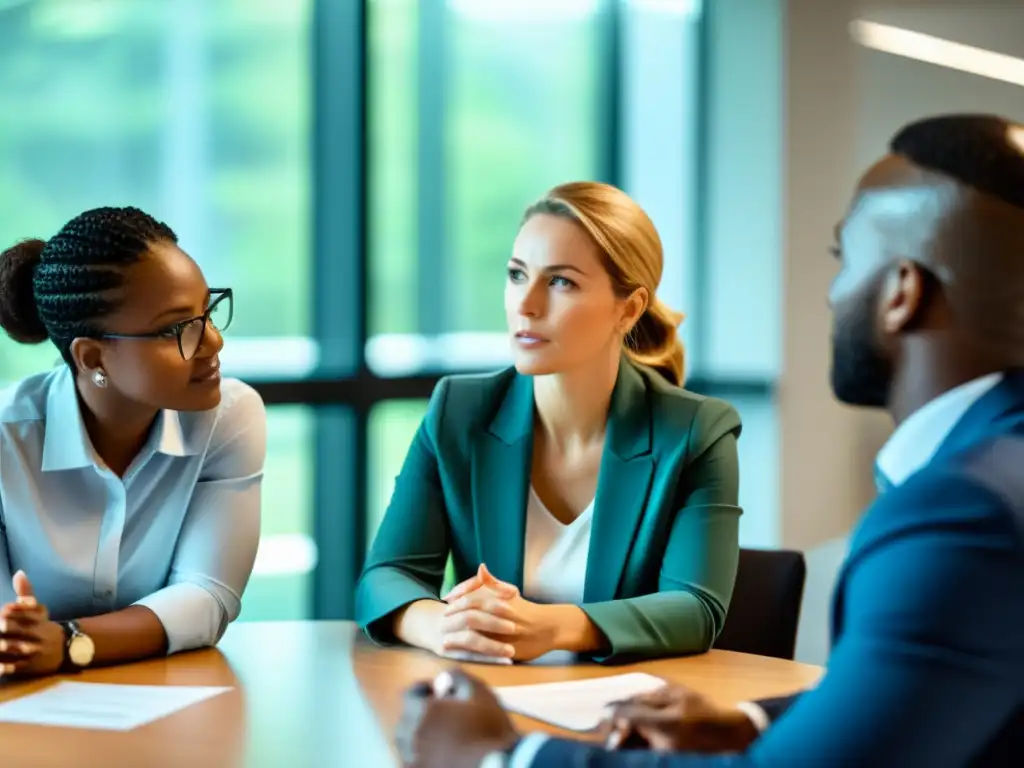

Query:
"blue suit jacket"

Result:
[[531, 372, 1024, 767]]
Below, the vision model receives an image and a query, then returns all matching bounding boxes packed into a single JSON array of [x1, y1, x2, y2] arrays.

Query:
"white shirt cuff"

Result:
[[735, 701, 770, 732], [134, 582, 226, 654]]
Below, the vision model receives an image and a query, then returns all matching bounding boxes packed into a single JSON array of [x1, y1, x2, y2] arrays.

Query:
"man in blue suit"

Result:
[[393, 113, 1024, 767]]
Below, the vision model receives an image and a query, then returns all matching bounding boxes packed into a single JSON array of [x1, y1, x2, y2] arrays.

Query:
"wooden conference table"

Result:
[[0, 621, 822, 767]]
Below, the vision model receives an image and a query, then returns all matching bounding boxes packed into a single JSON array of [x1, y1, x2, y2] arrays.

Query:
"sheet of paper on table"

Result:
[[0, 681, 231, 731], [494, 672, 667, 732]]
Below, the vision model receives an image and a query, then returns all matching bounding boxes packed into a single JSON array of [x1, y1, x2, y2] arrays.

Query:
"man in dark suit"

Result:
[[393, 113, 1024, 767]]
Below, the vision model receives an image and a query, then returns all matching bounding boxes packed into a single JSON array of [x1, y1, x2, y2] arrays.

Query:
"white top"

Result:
[[522, 487, 594, 666], [523, 487, 593, 604], [0, 366, 267, 654]]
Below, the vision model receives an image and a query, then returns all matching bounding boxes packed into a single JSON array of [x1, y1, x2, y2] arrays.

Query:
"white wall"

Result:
[[781, 0, 1024, 554], [780, 0, 887, 553]]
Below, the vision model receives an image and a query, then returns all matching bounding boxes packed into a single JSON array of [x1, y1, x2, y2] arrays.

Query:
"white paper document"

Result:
[[494, 672, 667, 732], [0, 682, 231, 731]]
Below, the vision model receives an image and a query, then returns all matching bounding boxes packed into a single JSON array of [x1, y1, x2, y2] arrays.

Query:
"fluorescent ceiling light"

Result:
[[850, 19, 1024, 88]]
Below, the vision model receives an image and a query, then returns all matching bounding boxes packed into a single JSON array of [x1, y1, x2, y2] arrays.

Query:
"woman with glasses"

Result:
[[0, 206, 265, 679]]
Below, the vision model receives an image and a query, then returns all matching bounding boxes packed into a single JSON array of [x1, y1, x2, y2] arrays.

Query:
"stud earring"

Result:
[[92, 370, 108, 389]]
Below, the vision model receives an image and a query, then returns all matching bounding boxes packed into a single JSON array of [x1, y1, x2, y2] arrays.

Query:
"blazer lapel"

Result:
[[934, 369, 1024, 462], [471, 373, 534, 589], [584, 359, 655, 603]]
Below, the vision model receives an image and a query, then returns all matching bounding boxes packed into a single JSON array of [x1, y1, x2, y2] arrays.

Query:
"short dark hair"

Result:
[[0, 206, 177, 364], [890, 113, 1024, 210]]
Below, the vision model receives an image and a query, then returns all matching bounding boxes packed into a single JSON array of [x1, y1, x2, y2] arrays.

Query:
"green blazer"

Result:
[[355, 357, 743, 663]]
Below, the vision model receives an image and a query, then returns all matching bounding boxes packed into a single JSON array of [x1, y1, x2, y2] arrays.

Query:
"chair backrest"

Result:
[[714, 547, 807, 660]]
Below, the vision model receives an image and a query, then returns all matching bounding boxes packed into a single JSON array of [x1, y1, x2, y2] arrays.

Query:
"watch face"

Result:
[[69, 634, 96, 666]]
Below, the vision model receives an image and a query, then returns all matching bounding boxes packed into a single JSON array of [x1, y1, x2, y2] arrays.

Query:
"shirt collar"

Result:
[[41, 366, 194, 472], [876, 372, 1004, 487]]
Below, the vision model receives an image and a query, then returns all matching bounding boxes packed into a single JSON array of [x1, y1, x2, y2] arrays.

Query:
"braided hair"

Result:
[[0, 206, 177, 366]]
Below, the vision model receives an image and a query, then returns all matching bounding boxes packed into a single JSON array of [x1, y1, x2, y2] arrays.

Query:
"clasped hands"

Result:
[[0, 570, 65, 679], [433, 564, 558, 663]]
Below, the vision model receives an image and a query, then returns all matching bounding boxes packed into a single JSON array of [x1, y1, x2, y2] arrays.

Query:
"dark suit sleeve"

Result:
[[528, 472, 1024, 767], [354, 379, 452, 643], [580, 399, 742, 663]]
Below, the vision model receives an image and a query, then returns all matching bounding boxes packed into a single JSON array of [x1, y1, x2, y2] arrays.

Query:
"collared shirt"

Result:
[[875, 372, 1003, 488], [0, 365, 266, 654]]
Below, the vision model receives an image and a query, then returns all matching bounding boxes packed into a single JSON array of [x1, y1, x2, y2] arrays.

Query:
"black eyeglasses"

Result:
[[99, 288, 234, 361]]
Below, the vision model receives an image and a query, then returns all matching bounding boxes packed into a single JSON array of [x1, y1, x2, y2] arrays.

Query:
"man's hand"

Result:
[[0, 571, 64, 678], [396, 669, 519, 768], [603, 684, 760, 754]]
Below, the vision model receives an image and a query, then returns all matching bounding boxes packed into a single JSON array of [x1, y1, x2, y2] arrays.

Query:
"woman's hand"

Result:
[[443, 590, 557, 662], [0, 571, 64, 678], [425, 565, 520, 661], [440, 563, 518, 604], [441, 565, 558, 662]]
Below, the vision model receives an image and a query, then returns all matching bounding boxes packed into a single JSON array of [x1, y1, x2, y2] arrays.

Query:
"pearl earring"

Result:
[[92, 370, 108, 388]]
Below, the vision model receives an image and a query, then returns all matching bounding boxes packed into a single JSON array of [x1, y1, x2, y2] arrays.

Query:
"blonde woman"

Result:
[[356, 182, 741, 664]]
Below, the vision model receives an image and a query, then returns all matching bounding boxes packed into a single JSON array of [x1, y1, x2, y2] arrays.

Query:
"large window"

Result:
[[0, 0, 313, 380], [366, 0, 609, 374], [0, 0, 775, 621]]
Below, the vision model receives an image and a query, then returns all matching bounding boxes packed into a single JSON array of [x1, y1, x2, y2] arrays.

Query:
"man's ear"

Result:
[[69, 337, 105, 375], [879, 260, 927, 334]]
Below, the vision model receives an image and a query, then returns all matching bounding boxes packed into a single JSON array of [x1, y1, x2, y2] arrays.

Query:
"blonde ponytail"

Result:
[[625, 297, 685, 385]]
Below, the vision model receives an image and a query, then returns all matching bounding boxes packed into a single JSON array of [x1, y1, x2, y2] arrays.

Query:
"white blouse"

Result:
[[522, 487, 594, 665]]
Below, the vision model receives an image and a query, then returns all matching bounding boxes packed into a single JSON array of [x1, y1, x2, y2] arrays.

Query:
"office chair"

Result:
[[714, 547, 807, 660]]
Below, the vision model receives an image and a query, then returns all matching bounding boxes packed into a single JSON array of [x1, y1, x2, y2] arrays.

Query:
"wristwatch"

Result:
[[59, 621, 96, 671]]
